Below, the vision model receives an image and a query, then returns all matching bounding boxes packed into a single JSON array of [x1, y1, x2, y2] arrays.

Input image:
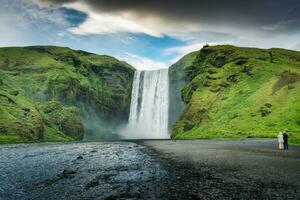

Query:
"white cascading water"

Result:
[[121, 69, 169, 139]]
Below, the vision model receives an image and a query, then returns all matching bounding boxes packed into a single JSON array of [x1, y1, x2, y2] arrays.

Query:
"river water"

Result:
[[0, 142, 169, 200]]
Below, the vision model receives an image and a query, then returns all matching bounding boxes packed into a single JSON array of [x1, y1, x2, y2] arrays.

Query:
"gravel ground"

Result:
[[0, 139, 299, 200], [141, 139, 300, 199]]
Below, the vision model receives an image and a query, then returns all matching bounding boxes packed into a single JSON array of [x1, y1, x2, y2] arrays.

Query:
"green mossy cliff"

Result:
[[0, 46, 135, 143], [170, 45, 300, 144]]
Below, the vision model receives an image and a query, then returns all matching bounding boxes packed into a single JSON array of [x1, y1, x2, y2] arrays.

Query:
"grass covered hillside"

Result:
[[170, 45, 300, 144], [0, 46, 135, 143]]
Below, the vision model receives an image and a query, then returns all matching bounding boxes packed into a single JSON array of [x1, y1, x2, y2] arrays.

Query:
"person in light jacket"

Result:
[[277, 132, 284, 150]]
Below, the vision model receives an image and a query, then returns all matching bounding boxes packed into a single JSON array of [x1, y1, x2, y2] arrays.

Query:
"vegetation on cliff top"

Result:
[[0, 46, 135, 144], [170, 45, 300, 144]]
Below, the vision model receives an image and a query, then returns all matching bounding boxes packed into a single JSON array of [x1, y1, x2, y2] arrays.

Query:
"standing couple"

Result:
[[277, 131, 289, 150]]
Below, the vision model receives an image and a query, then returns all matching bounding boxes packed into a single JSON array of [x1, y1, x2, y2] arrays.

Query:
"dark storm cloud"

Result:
[[37, 0, 300, 32]]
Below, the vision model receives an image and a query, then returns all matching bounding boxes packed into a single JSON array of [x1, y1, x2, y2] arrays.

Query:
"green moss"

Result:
[[38, 101, 84, 140], [0, 46, 135, 144], [171, 45, 300, 144], [43, 125, 73, 142], [0, 135, 32, 144]]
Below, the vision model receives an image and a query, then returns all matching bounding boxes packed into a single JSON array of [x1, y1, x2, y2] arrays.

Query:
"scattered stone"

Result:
[[213, 55, 227, 67], [235, 57, 248, 65], [184, 123, 194, 131], [77, 156, 83, 160], [63, 168, 76, 175], [86, 179, 99, 189]]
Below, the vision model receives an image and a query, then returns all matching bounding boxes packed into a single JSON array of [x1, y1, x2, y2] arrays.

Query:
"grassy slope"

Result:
[[0, 46, 135, 144], [170, 45, 300, 144]]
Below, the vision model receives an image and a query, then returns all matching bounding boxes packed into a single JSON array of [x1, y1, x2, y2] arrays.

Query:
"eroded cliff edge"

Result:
[[0, 46, 135, 143], [169, 45, 300, 144]]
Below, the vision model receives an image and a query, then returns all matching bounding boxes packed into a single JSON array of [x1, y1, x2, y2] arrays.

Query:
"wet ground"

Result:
[[0, 139, 300, 199], [0, 142, 169, 200]]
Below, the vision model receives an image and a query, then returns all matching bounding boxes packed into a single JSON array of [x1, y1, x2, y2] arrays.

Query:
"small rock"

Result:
[[213, 55, 227, 67], [77, 156, 83, 160], [63, 169, 76, 175], [235, 58, 248, 65], [86, 179, 99, 189]]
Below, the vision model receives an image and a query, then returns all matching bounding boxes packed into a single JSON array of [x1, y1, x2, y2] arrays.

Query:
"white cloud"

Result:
[[64, 2, 163, 37], [63, 2, 300, 53], [62, 2, 210, 40], [34, 0, 300, 52], [120, 53, 168, 70], [165, 42, 224, 63], [166, 42, 206, 54]]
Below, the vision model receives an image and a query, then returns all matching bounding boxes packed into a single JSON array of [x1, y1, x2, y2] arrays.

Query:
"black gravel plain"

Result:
[[0, 139, 299, 200], [141, 139, 300, 199]]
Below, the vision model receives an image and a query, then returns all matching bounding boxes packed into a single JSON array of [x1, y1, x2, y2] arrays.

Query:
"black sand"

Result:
[[0, 139, 299, 199], [141, 139, 300, 199]]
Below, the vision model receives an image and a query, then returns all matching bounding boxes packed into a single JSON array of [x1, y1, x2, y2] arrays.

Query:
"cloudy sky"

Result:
[[1, 0, 300, 69]]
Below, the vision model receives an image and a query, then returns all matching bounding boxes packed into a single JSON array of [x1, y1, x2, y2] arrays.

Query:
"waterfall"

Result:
[[121, 69, 169, 139]]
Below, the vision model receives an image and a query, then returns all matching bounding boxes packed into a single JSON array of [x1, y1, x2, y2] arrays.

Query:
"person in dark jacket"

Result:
[[283, 131, 289, 150]]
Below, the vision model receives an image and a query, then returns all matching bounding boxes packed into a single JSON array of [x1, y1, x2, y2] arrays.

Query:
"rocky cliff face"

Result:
[[169, 45, 300, 144], [0, 46, 135, 143]]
